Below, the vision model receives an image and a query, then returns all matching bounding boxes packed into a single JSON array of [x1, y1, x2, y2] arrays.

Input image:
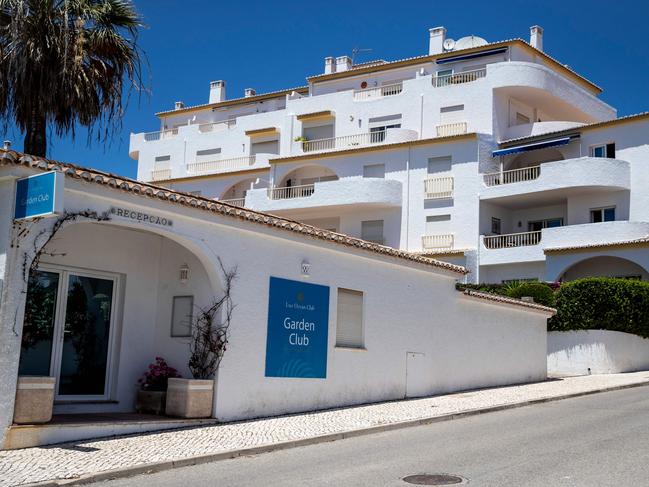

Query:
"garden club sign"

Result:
[[265, 277, 330, 379], [14, 171, 64, 220]]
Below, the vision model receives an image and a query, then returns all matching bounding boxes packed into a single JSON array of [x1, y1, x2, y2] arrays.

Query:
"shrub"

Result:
[[455, 282, 508, 295], [138, 357, 180, 391], [507, 282, 556, 307], [549, 278, 649, 338]]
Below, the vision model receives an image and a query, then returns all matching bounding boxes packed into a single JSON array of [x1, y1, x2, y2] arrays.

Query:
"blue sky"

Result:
[[3, 0, 648, 178]]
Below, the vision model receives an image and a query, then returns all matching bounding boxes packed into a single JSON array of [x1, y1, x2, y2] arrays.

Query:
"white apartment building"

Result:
[[129, 25, 649, 284]]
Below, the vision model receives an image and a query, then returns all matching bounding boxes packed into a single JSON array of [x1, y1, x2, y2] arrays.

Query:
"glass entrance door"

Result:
[[19, 268, 118, 400]]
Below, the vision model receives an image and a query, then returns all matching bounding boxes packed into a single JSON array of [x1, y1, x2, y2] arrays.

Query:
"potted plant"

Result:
[[166, 260, 236, 418], [136, 357, 180, 415], [294, 135, 309, 151], [13, 376, 56, 424]]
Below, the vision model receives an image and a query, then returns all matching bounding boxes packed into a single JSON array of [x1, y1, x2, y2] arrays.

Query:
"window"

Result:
[[427, 156, 452, 174], [195, 148, 221, 163], [590, 207, 616, 223], [363, 164, 385, 178], [154, 155, 171, 169], [426, 214, 451, 234], [590, 143, 616, 158], [440, 104, 464, 113], [515, 112, 531, 125], [528, 218, 563, 231], [491, 217, 502, 235], [361, 220, 384, 244], [171, 296, 193, 337], [155, 155, 171, 163], [426, 214, 451, 223], [251, 140, 279, 155], [370, 123, 401, 142], [336, 288, 364, 348]]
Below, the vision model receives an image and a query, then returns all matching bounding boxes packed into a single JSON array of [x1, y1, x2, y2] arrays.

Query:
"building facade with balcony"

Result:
[[128, 24, 649, 284]]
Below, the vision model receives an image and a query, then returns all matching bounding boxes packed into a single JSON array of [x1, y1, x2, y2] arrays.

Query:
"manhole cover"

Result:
[[402, 474, 466, 485]]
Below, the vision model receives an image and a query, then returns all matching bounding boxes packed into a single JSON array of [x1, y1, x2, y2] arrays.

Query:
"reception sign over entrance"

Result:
[[14, 171, 64, 220], [265, 276, 330, 378]]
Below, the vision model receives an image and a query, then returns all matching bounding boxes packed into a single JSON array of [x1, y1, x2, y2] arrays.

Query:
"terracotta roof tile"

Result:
[[461, 289, 556, 314], [544, 236, 649, 253]]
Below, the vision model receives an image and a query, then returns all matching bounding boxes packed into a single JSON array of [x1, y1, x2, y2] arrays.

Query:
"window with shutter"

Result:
[[361, 220, 384, 244], [336, 288, 364, 348]]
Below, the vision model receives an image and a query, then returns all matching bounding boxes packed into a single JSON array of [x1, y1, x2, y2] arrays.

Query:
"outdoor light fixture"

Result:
[[301, 260, 311, 277], [179, 264, 190, 283]]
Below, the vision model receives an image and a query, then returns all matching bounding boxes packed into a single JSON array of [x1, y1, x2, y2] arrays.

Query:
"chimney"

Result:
[[530, 25, 543, 52], [335, 55, 352, 72], [3, 140, 10, 150], [174, 101, 184, 110], [324, 56, 336, 74], [429, 26, 446, 55], [244, 88, 256, 98], [209, 80, 226, 103]]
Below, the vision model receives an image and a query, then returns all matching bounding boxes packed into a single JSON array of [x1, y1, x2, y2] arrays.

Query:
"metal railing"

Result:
[[197, 119, 236, 133], [424, 177, 454, 199], [268, 184, 315, 200], [483, 231, 542, 249], [301, 131, 386, 153], [219, 198, 246, 207], [483, 166, 541, 186], [143, 128, 178, 142], [187, 155, 256, 175], [436, 122, 468, 137], [422, 234, 454, 250], [150, 168, 172, 181], [353, 82, 403, 101], [432, 68, 487, 87]]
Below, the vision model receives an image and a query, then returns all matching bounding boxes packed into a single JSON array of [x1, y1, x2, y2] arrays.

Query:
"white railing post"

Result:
[[423, 177, 454, 199], [353, 82, 403, 101], [301, 131, 386, 153], [436, 122, 467, 137], [482, 231, 542, 249], [421, 234, 454, 250], [431, 68, 487, 87], [483, 166, 541, 186], [187, 155, 257, 175], [268, 184, 316, 200]]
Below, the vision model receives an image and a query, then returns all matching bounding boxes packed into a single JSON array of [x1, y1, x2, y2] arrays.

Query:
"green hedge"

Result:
[[507, 282, 556, 307], [549, 278, 649, 338]]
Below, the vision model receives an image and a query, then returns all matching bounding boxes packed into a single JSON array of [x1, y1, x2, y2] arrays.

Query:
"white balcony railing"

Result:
[[150, 168, 171, 181], [424, 177, 454, 199], [483, 231, 542, 249], [268, 184, 315, 200], [219, 198, 246, 207], [422, 234, 454, 250], [432, 68, 487, 87], [353, 82, 403, 101], [483, 166, 541, 187], [301, 131, 386, 153], [187, 155, 256, 175], [143, 128, 178, 142], [436, 122, 468, 138], [197, 119, 236, 133]]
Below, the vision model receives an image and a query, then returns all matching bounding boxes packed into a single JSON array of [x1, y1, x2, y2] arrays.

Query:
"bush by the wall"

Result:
[[507, 282, 556, 307], [549, 278, 649, 338]]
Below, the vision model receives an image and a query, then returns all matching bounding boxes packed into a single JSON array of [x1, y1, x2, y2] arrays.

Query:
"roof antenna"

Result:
[[351, 47, 373, 65]]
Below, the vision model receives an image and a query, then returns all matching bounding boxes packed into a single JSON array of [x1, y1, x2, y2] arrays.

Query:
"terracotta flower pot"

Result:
[[136, 390, 167, 415], [13, 376, 56, 424], [165, 378, 214, 418]]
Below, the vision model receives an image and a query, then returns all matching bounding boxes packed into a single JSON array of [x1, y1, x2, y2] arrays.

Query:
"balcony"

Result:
[[298, 128, 418, 155], [186, 154, 272, 176], [436, 122, 467, 138], [352, 82, 403, 101], [143, 128, 178, 142], [422, 234, 454, 251], [431, 68, 486, 88], [483, 231, 542, 249], [424, 177, 454, 199], [481, 158, 630, 202], [150, 168, 171, 182], [245, 178, 402, 214], [197, 119, 236, 133], [219, 198, 246, 207]]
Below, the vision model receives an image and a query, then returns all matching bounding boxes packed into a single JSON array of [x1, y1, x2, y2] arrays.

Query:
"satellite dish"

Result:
[[454, 35, 488, 50], [443, 38, 456, 51]]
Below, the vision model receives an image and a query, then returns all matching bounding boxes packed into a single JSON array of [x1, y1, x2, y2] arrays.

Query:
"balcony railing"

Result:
[[301, 131, 386, 153], [483, 166, 541, 187], [422, 234, 454, 250], [143, 128, 178, 142], [197, 119, 236, 133], [483, 231, 542, 249], [268, 184, 315, 200], [353, 82, 403, 101], [424, 177, 454, 199], [436, 122, 467, 137], [150, 168, 171, 181], [187, 155, 256, 175], [219, 198, 246, 207], [432, 68, 487, 87]]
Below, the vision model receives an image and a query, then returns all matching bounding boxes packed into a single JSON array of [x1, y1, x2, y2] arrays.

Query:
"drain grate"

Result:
[[402, 473, 466, 485]]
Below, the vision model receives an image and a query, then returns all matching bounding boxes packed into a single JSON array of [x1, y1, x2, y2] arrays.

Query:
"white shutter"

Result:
[[336, 289, 364, 348]]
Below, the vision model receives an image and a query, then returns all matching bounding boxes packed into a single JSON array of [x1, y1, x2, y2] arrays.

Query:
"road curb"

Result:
[[21, 380, 649, 487]]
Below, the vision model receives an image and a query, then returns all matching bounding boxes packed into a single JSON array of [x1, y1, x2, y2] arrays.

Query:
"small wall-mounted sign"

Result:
[[110, 207, 173, 227], [14, 171, 64, 220]]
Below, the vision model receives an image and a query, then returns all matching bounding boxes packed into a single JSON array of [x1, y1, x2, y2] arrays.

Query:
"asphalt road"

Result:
[[95, 386, 649, 487]]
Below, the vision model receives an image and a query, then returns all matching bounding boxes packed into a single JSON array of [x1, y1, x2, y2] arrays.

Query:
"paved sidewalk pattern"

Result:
[[2, 372, 649, 487]]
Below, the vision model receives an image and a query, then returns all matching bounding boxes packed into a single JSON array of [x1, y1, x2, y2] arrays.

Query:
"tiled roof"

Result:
[[544, 236, 649, 254], [499, 112, 649, 145], [0, 149, 468, 275], [461, 289, 556, 314]]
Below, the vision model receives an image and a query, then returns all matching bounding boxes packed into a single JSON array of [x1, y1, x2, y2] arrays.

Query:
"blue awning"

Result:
[[437, 47, 509, 65], [492, 136, 575, 157]]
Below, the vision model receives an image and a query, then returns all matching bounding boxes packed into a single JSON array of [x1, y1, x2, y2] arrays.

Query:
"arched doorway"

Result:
[[278, 164, 339, 188], [559, 256, 649, 281]]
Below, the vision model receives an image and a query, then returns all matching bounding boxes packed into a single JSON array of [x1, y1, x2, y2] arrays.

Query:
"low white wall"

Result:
[[548, 330, 649, 375]]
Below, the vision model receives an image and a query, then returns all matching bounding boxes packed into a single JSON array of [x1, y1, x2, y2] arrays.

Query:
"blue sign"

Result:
[[14, 171, 64, 220], [265, 277, 330, 379]]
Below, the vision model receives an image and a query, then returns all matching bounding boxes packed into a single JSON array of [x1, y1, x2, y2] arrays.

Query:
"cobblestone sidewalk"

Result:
[[2, 372, 649, 487]]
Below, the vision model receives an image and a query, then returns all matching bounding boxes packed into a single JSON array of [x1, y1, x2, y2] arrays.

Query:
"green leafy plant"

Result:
[[507, 282, 556, 307], [294, 136, 307, 142]]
